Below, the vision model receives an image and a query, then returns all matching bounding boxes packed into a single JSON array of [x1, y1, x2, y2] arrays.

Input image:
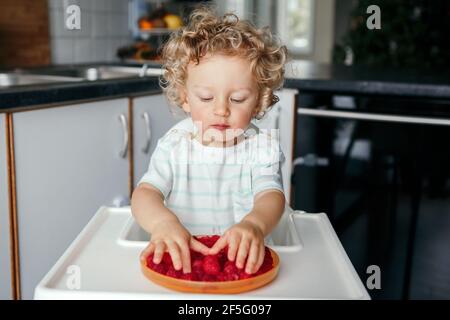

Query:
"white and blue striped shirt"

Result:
[[138, 118, 285, 235]]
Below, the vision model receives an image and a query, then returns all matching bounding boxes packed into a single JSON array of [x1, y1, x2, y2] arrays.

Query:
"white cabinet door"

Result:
[[252, 89, 298, 203], [12, 98, 130, 299], [0, 114, 13, 299], [132, 94, 182, 188]]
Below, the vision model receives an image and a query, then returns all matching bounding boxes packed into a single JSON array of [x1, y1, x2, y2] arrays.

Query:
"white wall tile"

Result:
[[119, 0, 130, 14], [77, 11, 92, 37], [49, 0, 131, 64], [107, 13, 121, 37], [73, 38, 93, 63], [92, 38, 109, 62], [48, 0, 63, 9], [52, 38, 74, 64], [118, 14, 130, 37], [78, 0, 93, 12], [49, 8, 63, 37], [110, 0, 122, 13], [92, 0, 109, 12], [91, 12, 108, 37]]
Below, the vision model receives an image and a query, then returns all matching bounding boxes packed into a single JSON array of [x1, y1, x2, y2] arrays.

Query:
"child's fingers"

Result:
[[190, 238, 210, 256], [140, 242, 155, 262], [235, 237, 251, 269], [256, 244, 265, 272], [208, 235, 228, 255], [227, 234, 240, 262], [245, 241, 260, 274], [178, 241, 192, 274], [166, 241, 182, 271], [153, 241, 165, 264]]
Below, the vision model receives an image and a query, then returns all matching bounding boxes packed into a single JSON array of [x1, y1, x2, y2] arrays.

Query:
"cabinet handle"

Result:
[[141, 112, 152, 154], [118, 113, 128, 158], [293, 154, 330, 167], [297, 107, 450, 126]]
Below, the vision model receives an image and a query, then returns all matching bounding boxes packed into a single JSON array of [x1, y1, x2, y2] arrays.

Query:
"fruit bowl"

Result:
[[140, 237, 280, 294]]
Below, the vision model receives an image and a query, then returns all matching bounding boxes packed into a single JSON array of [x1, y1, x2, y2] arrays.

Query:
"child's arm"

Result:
[[210, 190, 285, 274], [131, 183, 210, 273], [242, 189, 285, 236]]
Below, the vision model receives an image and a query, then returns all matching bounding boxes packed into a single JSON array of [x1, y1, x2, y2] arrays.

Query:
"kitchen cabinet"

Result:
[[252, 89, 298, 203], [11, 98, 130, 299], [0, 114, 13, 299], [132, 94, 183, 188]]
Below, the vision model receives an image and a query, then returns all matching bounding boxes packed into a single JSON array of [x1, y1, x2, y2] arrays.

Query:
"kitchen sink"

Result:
[[0, 73, 83, 87], [1, 65, 164, 87], [28, 65, 164, 81]]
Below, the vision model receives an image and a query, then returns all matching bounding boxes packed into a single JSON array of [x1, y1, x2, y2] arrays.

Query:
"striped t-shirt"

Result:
[[138, 118, 285, 235]]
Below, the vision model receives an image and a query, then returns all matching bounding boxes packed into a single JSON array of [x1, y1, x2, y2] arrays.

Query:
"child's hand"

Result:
[[209, 220, 265, 274], [140, 219, 210, 273]]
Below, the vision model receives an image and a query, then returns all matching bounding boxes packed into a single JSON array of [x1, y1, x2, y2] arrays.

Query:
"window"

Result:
[[277, 0, 314, 55]]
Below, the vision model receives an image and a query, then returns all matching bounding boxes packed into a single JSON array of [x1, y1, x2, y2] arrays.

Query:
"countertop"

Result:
[[1, 61, 450, 112]]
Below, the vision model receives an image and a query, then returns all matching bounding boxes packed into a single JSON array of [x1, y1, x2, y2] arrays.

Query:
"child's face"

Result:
[[180, 54, 259, 146]]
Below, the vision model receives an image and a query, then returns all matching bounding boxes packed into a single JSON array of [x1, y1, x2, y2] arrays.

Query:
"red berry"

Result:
[[162, 252, 173, 267], [180, 272, 198, 281], [166, 266, 182, 279], [203, 255, 221, 275], [146, 254, 155, 268], [223, 261, 238, 275], [192, 259, 204, 272], [152, 263, 167, 275], [225, 273, 239, 281], [201, 274, 216, 282], [239, 271, 253, 280]]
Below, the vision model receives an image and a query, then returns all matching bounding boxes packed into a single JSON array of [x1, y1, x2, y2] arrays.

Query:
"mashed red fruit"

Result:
[[145, 235, 274, 281]]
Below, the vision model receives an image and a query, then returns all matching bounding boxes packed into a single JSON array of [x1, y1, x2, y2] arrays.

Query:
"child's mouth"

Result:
[[210, 124, 230, 131]]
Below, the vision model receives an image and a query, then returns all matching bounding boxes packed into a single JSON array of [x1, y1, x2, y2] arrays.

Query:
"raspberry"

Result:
[[216, 273, 227, 281], [196, 235, 221, 248], [239, 271, 253, 280], [201, 274, 216, 282], [166, 266, 182, 279], [146, 254, 155, 268], [145, 235, 274, 282], [192, 259, 204, 273], [152, 263, 167, 275], [162, 252, 173, 267], [180, 273, 198, 281], [225, 273, 239, 281], [223, 261, 238, 275], [203, 255, 221, 275]]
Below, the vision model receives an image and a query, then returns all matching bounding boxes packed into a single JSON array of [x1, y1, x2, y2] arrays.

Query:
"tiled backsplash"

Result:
[[48, 0, 131, 64]]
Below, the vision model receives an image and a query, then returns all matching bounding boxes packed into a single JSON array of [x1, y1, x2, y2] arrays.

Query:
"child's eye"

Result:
[[200, 97, 213, 102], [231, 98, 246, 103]]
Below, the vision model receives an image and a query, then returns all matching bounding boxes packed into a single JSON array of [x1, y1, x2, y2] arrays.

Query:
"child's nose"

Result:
[[213, 101, 230, 117]]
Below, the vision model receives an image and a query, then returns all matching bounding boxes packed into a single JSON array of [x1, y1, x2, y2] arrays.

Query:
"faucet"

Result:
[[139, 64, 149, 77]]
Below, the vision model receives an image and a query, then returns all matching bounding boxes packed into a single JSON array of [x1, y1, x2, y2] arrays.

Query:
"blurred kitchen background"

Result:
[[1, 0, 450, 300]]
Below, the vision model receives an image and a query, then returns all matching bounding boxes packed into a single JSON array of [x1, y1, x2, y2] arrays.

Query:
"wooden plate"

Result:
[[140, 248, 280, 294]]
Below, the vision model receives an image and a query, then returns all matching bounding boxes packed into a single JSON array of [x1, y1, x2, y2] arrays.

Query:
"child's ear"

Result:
[[178, 86, 191, 113]]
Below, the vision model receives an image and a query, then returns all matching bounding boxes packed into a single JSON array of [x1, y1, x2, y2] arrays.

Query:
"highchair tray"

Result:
[[34, 206, 370, 299]]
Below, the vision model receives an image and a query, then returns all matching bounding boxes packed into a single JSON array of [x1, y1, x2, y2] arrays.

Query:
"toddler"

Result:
[[131, 5, 288, 276]]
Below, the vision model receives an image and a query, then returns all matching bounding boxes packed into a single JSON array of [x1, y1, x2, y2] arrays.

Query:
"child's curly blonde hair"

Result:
[[159, 4, 288, 120]]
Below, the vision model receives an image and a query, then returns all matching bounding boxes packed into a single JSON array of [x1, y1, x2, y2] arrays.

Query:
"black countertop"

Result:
[[1, 61, 450, 112], [284, 61, 450, 100]]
